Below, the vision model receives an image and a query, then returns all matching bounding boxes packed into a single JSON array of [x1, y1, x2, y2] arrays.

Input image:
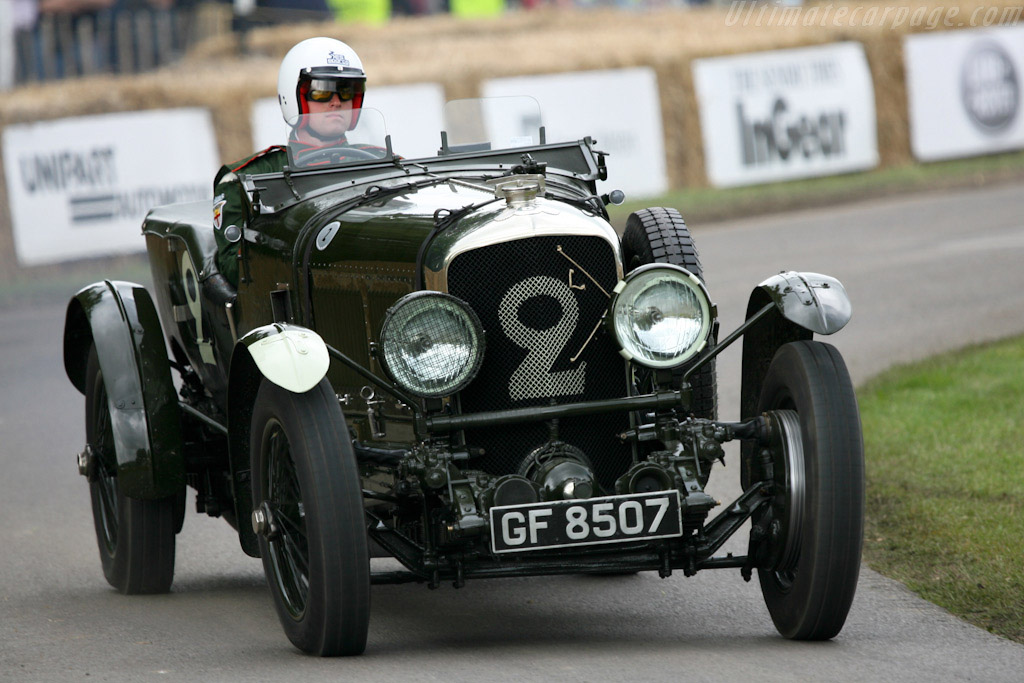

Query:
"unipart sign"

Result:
[[2, 109, 217, 266], [905, 26, 1024, 161], [693, 42, 878, 187]]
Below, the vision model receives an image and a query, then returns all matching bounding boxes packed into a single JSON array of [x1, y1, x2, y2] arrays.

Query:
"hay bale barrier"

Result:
[[1, 1, 1022, 279]]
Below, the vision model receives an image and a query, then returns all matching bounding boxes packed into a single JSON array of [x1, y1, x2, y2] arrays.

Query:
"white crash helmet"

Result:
[[277, 37, 366, 128]]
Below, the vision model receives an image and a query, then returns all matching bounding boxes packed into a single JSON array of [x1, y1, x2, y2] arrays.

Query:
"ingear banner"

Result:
[[2, 109, 217, 266], [692, 42, 878, 188], [904, 26, 1024, 162]]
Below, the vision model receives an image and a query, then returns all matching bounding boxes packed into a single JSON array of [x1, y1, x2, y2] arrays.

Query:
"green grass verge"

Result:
[[607, 149, 1024, 228], [859, 336, 1024, 644]]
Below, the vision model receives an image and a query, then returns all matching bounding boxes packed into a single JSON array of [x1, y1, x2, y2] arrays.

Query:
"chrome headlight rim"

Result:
[[610, 263, 714, 369], [379, 291, 485, 399]]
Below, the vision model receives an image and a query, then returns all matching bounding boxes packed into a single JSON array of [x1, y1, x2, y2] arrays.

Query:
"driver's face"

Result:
[[307, 96, 352, 139]]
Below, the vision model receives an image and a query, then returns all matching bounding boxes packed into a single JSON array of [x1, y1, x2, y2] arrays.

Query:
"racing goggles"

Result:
[[304, 78, 365, 103]]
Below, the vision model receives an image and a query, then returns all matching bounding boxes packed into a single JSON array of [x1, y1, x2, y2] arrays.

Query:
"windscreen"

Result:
[[442, 97, 544, 153], [286, 107, 389, 168]]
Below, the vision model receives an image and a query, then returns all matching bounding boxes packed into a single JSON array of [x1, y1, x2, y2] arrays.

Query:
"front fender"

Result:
[[752, 271, 852, 336], [236, 323, 330, 394], [63, 281, 184, 499], [738, 271, 852, 486], [739, 271, 852, 421]]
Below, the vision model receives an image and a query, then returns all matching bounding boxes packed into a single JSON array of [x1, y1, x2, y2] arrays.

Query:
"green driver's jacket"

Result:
[[213, 139, 388, 286]]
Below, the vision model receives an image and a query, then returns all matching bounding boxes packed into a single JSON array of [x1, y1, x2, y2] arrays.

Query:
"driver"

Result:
[[213, 37, 381, 286]]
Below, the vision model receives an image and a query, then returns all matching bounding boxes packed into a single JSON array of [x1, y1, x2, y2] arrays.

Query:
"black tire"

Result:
[[754, 341, 864, 640], [251, 377, 370, 656], [84, 346, 177, 594], [621, 207, 717, 419]]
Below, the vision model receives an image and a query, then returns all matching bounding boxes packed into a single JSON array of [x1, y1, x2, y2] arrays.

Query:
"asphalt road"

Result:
[[2, 183, 1023, 681]]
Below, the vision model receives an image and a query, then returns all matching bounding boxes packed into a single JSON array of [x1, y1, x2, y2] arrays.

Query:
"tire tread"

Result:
[[756, 340, 864, 640]]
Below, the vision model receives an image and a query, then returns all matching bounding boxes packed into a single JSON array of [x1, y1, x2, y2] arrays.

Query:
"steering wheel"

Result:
[[297, 146, 383, 167]]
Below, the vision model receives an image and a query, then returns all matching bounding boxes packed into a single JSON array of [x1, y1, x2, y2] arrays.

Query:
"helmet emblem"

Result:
[[326, 51, 350, 66]]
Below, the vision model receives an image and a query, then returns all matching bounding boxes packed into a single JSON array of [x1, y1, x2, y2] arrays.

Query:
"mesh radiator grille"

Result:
[[447, 235, 631, 491]]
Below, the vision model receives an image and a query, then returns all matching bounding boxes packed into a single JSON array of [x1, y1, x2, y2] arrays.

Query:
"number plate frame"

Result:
[[489, 490, 683, 554]]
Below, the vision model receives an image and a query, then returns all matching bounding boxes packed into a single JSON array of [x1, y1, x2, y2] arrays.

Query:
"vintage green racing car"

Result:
[[62, 99, 864, 656]]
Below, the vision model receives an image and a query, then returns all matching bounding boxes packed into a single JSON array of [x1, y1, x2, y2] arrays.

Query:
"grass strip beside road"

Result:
[[859, 336, 1024, 644]]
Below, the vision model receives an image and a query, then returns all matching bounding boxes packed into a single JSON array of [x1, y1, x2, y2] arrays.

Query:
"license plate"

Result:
[[490, 490, 683, 554]]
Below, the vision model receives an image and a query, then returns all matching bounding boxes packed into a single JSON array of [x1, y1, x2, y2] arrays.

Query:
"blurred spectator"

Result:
[[112, 0, 177, 72], [5, 0, 39, 87], [391, 0, 431, 16], [14, 0, 214, 83], [449, 0, 502, 18], [326, 0, 391, 25], [260, 0, 333, 18], [237, 0, 334, 28], [36, 0, 115, 77], [12, 0, 39, 29]]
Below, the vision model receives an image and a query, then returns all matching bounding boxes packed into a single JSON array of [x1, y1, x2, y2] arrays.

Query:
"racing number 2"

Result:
[[498, 275, 586, 401]]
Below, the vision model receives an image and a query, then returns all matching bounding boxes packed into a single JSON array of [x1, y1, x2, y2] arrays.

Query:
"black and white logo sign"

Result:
[[737, 97, 847, 167], [961, 42, 1019, 134], [693, 42, 877, 187]]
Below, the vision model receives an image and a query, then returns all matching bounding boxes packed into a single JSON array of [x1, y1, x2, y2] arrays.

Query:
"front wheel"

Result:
[[753, 341, 864, 640], [251, 377, 370, 656], [84, 345, 177, 594]]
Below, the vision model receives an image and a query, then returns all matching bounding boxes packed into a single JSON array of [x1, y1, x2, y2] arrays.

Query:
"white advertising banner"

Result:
[[905, 26, 1024, 162], [2, 109, 217, 266], [252, 83, 446, 159], [693, 42, 878, 187], [482, 68, 668, 198]]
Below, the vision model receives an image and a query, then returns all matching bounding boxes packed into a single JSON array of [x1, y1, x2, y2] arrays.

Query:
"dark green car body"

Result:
[[63, 109, 863, 651]]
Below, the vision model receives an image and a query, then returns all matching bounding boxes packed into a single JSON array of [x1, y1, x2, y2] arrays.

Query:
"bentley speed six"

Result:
[[63, 100, 864, 655]]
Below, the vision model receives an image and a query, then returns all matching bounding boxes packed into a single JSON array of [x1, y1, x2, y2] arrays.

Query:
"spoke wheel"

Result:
[[621, 207, 717, 420], [262, 421, 311, 618], [753, 341, 864, 640], [251, 378, 370, 656], [84, 346, 177, 594]]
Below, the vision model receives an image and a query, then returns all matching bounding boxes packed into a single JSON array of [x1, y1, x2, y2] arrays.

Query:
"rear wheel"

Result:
[[84, 345, 177, 594], [753, 341, 864, 640], [251, 377, 370, 656], [621, 207, 716, 419]]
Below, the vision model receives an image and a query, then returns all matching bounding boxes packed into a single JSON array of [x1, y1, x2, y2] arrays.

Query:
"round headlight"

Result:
[[380, 292, 484, 398], [610, 264, 713, 369]]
